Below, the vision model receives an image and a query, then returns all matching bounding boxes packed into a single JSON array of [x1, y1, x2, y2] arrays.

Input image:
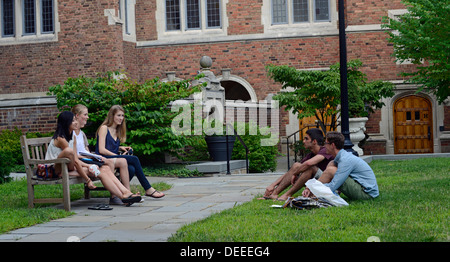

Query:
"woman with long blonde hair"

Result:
[[72, 104, 133, 205], [95, 105, 165, 198]]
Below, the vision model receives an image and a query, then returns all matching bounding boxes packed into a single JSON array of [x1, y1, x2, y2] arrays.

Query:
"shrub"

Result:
[[0, 151, 13, 184], [48, 72, 203, 161], [0, 128, 23, 165], [232, 122, 279, 173]]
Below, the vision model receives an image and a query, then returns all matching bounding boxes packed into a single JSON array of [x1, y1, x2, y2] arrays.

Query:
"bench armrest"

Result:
[[27, 158, 71, 165]]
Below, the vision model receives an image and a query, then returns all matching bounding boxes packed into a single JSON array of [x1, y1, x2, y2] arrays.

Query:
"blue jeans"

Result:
[[104, 155, 151, 191]]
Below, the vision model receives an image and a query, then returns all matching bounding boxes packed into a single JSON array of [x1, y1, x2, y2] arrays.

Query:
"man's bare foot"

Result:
[[277, 194, 290, 201], [263, 185, 275, 198]]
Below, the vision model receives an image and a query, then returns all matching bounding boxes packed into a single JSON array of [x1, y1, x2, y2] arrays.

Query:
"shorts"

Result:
[[338, 177, 373, 200], [314, 169, 323, 179]]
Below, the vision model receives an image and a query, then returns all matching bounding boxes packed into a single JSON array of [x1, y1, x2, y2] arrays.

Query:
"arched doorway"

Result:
[[393, 95, 433, 154], [221, 80, 251, 101]]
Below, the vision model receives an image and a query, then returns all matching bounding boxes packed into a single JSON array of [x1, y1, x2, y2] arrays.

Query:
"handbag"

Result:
[[36, 164, 58, 179], [288, 196, 335, 210]]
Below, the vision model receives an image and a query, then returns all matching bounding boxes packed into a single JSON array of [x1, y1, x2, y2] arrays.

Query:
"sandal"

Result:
[[146, 189, 165, 198], [88, 204, 113, 210], [122, 194, 142, 207]]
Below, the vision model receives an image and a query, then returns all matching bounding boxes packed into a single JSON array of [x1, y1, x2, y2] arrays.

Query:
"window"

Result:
[[314, 0, 329, 21], [293, 0, 308, 23], [186, 0, 200, 29], [41, 0, 53, 33], [206, 0, 220, 28], [1, 0, 56, 43], [118, 0, 136, 41], [165, 0, 221, 31], [1, 0, 14, 36], [272, 0, 287, 24], [23, 0, 35, 34], [166, 0, 180, 30], [271, 0, 330, 25], [387, 9, 420, 65]]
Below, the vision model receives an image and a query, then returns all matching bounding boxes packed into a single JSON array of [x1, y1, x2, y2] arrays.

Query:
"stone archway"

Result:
[[218, 69, 258, 102], [221, 80, 251, 101]]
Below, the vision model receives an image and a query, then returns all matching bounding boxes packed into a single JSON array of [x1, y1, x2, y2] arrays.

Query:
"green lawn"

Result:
[[168, 158, 449, 242], [0, 179, 171, 234], [1, 158, 448, 241]]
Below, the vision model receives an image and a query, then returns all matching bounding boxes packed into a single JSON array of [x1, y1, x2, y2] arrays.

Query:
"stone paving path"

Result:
[[0, 173, 281, 242]]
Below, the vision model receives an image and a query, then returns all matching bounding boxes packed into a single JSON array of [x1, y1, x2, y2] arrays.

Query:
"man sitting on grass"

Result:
[[262, 128, 334, 201], [303, 131, 379, 200]]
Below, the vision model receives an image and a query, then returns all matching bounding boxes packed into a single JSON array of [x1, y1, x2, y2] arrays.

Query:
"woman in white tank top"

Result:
[[72, 104, 132, 194], [71, 105, 140, 205]]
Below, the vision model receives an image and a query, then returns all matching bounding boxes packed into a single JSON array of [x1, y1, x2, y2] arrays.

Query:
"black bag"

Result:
[[80, 158, 104, 167]]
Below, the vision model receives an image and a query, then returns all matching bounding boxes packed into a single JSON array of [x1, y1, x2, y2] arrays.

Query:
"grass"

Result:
[[0, 163, 184, 234], [168, 157, 449, 242], [1, 158, 448, 241], [0, 178, 171, 234]]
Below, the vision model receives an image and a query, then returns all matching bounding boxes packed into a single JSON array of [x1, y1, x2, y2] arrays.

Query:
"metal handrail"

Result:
[[225, 123, 249, 175], [286, 128, 305, 170]]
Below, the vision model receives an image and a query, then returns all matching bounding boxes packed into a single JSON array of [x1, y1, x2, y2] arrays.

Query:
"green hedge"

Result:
[[48, 72, 204, 161]]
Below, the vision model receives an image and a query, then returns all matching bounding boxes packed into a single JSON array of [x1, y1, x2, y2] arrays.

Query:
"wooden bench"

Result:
[[20, 135, 107, 211]]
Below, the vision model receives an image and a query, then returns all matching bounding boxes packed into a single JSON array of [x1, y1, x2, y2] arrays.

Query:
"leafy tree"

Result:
[[382, 0, 450, 103], [267, 60, 394, 134]]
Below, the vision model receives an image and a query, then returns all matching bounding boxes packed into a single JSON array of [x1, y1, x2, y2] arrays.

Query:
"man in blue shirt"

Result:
[[303, 131, 379, 200]]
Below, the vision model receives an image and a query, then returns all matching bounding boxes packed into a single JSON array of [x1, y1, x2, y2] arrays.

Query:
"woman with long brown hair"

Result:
[[95, 105, 165, 198]]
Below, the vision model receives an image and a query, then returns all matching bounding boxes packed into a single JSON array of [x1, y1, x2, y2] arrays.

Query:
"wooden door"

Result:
[[394, 95, 433, 154]]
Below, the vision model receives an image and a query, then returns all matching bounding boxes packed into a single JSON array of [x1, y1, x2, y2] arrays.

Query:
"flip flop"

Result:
[[88, 204, 113, 210], [122, 195, 142, 206], [145, 190, 165, 198]]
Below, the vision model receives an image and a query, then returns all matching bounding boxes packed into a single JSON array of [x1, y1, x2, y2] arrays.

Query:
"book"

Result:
[[80, 151, 103, 161]]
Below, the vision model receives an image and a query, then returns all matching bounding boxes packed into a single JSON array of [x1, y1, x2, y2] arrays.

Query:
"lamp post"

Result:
[[338, 0, 358, 155]]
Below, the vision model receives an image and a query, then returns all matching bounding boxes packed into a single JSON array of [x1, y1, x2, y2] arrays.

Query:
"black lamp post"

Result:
[[338, 0, 358, 156]]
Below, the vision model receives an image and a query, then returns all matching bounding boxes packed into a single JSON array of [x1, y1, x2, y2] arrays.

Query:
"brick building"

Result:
[[1, 0, 449, 154]]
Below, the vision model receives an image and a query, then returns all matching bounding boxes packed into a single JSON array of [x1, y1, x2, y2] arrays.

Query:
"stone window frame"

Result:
[[271, 0, 331, 25], [156, 0, 228, 42], [262, 0, 337, 36], [0, 0, 59, 46]]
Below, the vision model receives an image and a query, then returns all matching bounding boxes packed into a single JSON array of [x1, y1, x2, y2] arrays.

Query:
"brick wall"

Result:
[[0, 0, 124, 95], [363, 141, 386, 155], [135, 0, 157, 41], [227, 0, 264, 35], [2, 0, 445, 155], [444, 106, 450, 131], [365, 109, 381, 134], [0, 106, 59, 134], [346, 0, 406, 25]]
